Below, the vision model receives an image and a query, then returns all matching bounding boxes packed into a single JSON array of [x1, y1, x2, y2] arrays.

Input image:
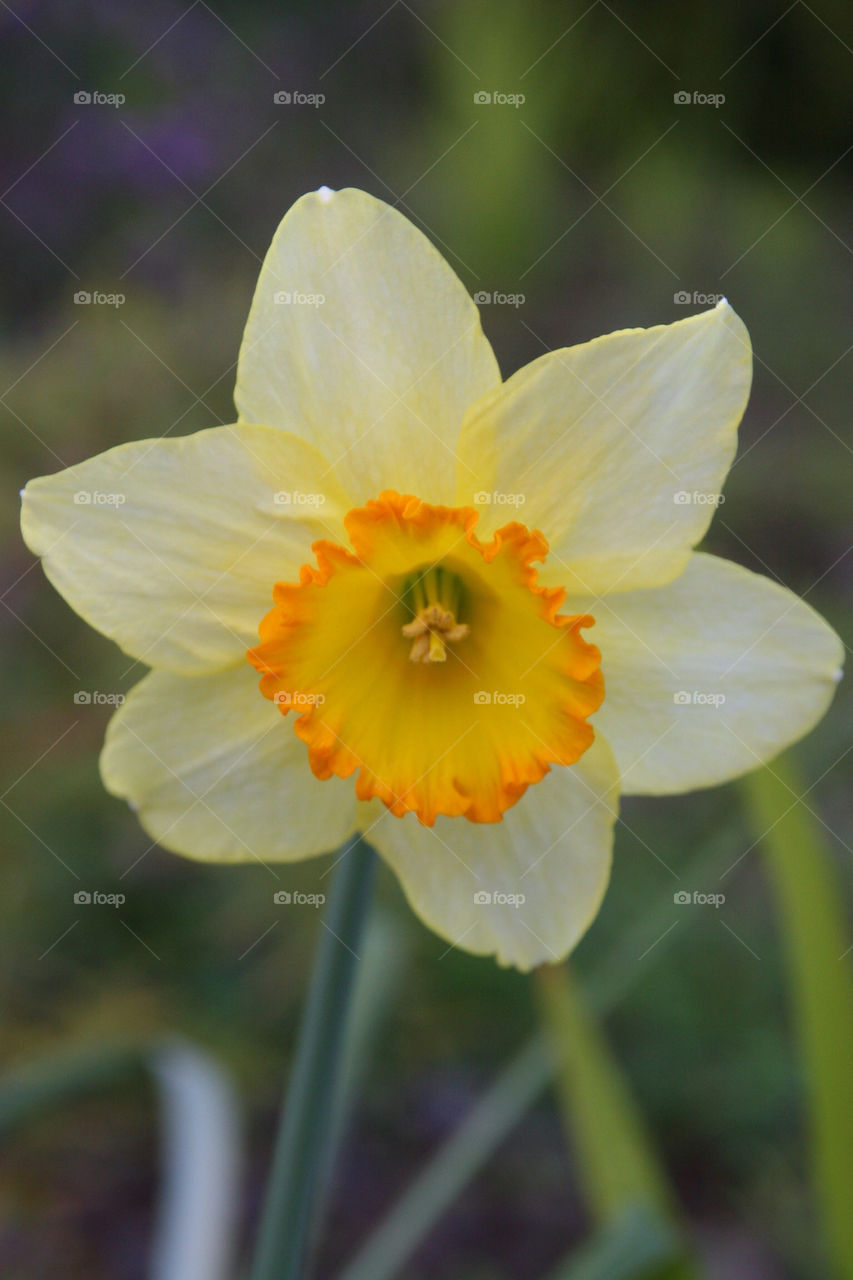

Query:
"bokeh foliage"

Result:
[[1, 1, 851, 1277]]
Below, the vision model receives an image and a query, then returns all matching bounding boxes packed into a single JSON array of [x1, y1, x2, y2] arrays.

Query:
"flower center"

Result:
[[248, 491, 603, 826], [400, 567, 470, 663]]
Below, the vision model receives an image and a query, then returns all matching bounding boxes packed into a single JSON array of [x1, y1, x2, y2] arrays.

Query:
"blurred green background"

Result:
[[1, 1, 851, 1277]]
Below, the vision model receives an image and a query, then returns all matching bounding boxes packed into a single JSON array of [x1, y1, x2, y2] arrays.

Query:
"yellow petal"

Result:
[[573, 553, 844, 794], [100, 663, 357, 862], [366, 736, 620, 970], [456, 302, 751, 594], [21, 424, 350, 674], [235, 187, 500, 506]]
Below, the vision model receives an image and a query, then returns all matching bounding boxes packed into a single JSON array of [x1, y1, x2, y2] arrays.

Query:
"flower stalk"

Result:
[[249, 835, 377, 1280]]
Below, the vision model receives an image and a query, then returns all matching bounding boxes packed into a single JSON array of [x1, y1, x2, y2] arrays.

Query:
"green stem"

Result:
[[249, 835, 377, 1280], [743, 761, 853, 1280]]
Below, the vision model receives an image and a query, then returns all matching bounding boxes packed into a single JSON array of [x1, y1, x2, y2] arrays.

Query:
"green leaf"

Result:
[[535, 964, 673, 1227], [0, 1041, 147, 1133], [743, 756, 853, 1280], [249, 836, 377, 1280], [536, 965, 704, 1280], [337, 1036, 553, 1280], [543, 1206, 680, 1280], [337, 831, 739, 1280]]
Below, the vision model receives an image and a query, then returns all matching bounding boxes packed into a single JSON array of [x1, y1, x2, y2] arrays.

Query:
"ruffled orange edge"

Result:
[[248, 491, 603, 824]]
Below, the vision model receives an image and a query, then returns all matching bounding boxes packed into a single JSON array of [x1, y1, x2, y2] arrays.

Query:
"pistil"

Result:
[[402, 567, 469, 663]]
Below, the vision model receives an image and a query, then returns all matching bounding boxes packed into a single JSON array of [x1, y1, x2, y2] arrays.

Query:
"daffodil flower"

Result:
[[21, 187, 842, 969]]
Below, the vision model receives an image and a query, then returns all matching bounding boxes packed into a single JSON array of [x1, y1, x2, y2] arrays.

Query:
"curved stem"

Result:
[[249, 835, 377, 1280]]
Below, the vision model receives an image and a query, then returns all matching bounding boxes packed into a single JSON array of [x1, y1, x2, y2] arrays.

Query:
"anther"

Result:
[[402, 603, 469, 663]]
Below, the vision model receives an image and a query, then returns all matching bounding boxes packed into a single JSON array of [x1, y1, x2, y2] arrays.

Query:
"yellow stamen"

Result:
[[402, 602, 470, 664]]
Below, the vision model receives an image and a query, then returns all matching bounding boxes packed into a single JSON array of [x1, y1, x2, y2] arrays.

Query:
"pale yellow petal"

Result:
[[366, 737, 620, 970], [100, 664, 357, 862], [235, 187, 500, 506], [457, 302, 751, 594], [21, 424, 350, 674], [573, 553, 844, 794]]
